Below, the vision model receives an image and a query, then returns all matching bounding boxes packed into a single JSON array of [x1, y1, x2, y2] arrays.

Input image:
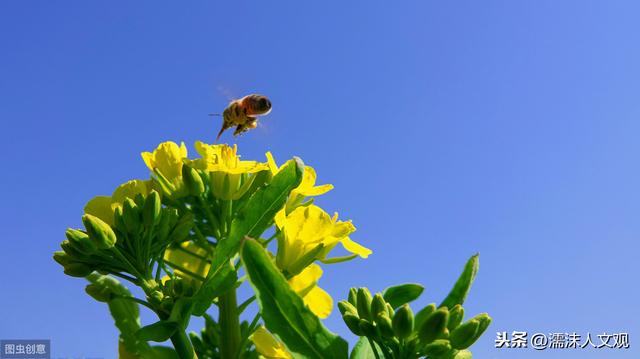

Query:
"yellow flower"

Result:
[[250, 326, 292, 359], [141, 141, 188, 182], [190, 141, 268, 200], [163, 241, 210, 283], [266, 152, 333, 210], [84, 179, 152, 226], [275, 205, 371, 273], [193, 142, 267, 174], [288, 264, 333, 319]]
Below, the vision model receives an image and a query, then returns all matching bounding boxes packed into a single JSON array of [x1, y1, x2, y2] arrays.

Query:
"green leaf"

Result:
[[137, 321, 179, 342], [201, 158, 304, 300], [440, 254, 479, 309], [241, 238, 348, 359], [349, 337, 380, 359], [87, 274, 151, 355], [382, 283, 424, 309]]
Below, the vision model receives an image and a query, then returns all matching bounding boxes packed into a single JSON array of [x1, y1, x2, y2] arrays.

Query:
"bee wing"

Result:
[[217, 85, 238, 102]]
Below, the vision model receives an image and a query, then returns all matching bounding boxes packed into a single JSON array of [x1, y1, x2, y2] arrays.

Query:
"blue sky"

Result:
[[1, 1, 638, 358]]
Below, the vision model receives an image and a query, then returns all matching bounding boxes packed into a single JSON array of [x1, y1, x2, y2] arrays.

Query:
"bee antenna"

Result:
[[208, 113, 222, 117]]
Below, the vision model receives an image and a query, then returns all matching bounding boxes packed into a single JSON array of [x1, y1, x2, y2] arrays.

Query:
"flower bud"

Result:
[[415, 303, 437, 329], [465, 313, 492, 346], [60, 240, 84, 259], [422, 339, 451, 357], [475, 313, 492, 334], [371, 293, 387, 318], [356, 287, 373, 320], [63, 262, 93, 277], [342, 313, 363, 336], [376, 313, 395, 339], [53, 251, 72, 266], [114, 206, 126, 232], [182, 165, 205, 196], [143, 191, 162, 228], [134, 193, 146, 208], [156, 209, 174, 241], [82, 214, 117, 249], [392, 304, 414, 339], [348, 287, 358, 307], [169, 214, 193, 242], [338, 301, 358, 317], [122, 198, 141, 234], [448, 304, 464, 330], [386, 303, 395, 318], [148, 290, 164, 306], [169, 277, 195, 297], [65, 229, 97, 254], [450, 318, 480, 349], [418, 307, 449, 344]]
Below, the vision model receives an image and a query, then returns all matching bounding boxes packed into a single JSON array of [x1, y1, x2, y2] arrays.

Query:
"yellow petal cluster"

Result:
[[275, 205, 371, 273], [190, 142, 269, 200], [192, 142, 267, 174], [141, 141, 188, 182], [84, 179, 152, 225]]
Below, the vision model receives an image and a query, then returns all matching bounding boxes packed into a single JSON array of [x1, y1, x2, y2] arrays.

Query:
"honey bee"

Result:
[[213, 94, 272, 141]]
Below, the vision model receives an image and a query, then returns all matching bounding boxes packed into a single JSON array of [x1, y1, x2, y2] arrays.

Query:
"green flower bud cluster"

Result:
[[155, 164, 271, 241], [147, 277, 199, 318], [54, 190, 194, 293], [340, 288, 491, 359]]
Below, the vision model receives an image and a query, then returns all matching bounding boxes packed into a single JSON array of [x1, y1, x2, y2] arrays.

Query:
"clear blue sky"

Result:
[[1, 1, 638, 358]]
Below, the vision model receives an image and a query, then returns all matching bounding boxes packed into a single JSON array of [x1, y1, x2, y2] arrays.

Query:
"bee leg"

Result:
[[232, 118, 258, 137], [233, 124, 247, 137]]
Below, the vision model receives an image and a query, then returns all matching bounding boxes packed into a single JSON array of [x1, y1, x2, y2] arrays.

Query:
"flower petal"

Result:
[[303, 184, 334, 196], [288, 263, 322, 293], [250, 326, 292, 359], [84, 196, 114, 225], [265, 151, 279, 174], [303, 286, 333, 319], [340, 237, 372, 258], [111, 180, 150, 204], [164, 242, 210, 280]]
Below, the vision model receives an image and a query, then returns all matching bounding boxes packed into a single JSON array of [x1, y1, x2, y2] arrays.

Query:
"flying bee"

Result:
[[211, 94, 272, 141]]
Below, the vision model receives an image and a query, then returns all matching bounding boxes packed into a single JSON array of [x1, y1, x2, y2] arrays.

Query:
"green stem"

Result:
[[219, 287, 242, 359], [116, 295, 155, 311], [262, 230, 280, 246], [198, 197, 222, 238], [236, 313, 262, 359], [170, 330, 195, 359], [109, 271, 138, 284]]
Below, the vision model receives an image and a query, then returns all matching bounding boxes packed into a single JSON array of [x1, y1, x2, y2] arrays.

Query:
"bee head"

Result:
[[256, 96, 272, 113]]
